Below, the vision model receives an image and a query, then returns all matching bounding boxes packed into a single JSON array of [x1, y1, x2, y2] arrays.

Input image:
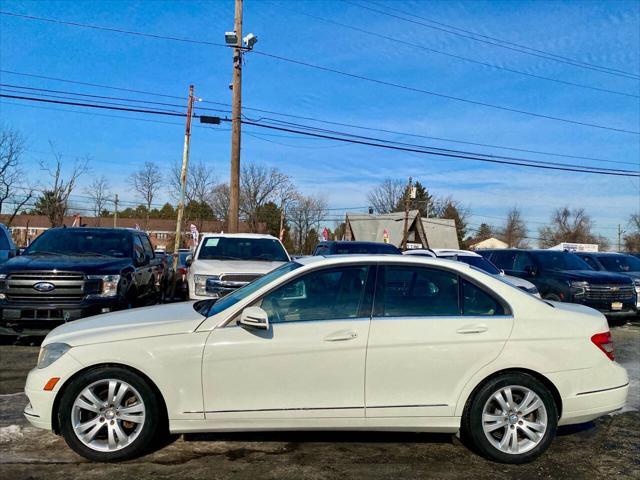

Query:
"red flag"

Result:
[[322, 227, 329, 241]]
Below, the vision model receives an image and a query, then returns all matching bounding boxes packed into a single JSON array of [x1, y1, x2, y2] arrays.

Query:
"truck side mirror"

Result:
[[185, 255, 193, 267]]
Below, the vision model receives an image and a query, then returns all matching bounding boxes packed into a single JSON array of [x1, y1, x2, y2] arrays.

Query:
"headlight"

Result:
[[88, 274, 121, 297], [569, 281, 589, 297], [37, 343, 71, 369], [194, 274, 219, 297]]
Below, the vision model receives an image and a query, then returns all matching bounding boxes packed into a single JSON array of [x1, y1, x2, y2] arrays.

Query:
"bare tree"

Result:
[[0, 127, 33, 225], [623, 212, 640, 251], [240, 163, 293, 232], [498, 207, 528, 248], [84, 175, 110, 226], [169, 160, 217, 205], [538, 207, 609, 249], [38, 144, 90, 227], [131, 161, 163, 229], [288, 194, 328, 254], [210, 182, 231, 228], [367, 178, 405, 214]]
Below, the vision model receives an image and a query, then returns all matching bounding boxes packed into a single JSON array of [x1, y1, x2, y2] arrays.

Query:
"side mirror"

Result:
[[499, 269, 505, 276], [238, 306, 269, 330], [185, 255, 193, 267]]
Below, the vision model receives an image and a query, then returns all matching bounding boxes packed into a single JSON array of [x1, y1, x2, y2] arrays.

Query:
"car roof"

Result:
[[432, 248, 481, 257], [200, 233, 279, 240], [295, 254, 474, 271], [318, 241, 392, 246]]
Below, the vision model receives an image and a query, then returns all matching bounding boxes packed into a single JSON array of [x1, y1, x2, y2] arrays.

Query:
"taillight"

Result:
[[177, 267, 187, 275], [591, 332, 614, 361]]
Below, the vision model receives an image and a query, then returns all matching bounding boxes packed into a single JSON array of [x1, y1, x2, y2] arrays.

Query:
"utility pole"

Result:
[[171, 85, 195, 298], [617, 224, 624, 252], [228, 0, 243, 233], [113, 194, 118, 228], [401, 176, 413, 250]]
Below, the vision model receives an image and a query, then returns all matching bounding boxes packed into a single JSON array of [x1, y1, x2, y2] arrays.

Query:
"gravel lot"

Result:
[[0, 324, 638, 480]]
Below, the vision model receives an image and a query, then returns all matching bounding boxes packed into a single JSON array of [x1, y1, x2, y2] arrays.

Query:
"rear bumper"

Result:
[[558, 383, 629, 425]]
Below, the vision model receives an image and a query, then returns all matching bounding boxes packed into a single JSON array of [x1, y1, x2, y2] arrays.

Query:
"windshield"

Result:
[[598, 254, 640, 272], [24, 229, 132, 258], [443, 255, 501, 275], [534, 252, 593, 271], [205, 262, 302, 316], [198, 237, 289, 262]]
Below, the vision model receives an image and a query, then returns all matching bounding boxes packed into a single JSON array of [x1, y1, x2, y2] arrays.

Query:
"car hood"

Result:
[[552, 269, 634, 284], [0, 254, 131, 274], [43, 302, 205, 347], [192, 259, 286, 275]]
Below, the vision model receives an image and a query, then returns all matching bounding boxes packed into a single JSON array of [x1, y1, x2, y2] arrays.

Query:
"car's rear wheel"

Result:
[[59, 367, 162, 462], [462, 372, 558, 464]]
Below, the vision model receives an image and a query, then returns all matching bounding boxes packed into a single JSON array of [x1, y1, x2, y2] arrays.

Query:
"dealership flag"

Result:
[[322, 227, 329, 241], [190, 224, 199, 246]]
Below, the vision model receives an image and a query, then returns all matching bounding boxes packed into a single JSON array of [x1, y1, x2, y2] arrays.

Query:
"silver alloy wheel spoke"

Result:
[[482, 385, 548, 455], [71, 378, 146, 453]]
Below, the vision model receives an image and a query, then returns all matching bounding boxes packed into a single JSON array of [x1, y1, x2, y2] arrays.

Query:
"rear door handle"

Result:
[[456, 325, 488, 334], [324, 330, 358, 342]]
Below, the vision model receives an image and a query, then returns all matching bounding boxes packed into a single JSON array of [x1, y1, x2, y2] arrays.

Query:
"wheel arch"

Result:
[[51, 363, 169, 434], [459, 367, 563, 419]]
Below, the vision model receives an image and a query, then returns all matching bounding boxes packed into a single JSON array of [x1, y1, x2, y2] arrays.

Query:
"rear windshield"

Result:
[[443, 255, 501, 275], [332, 243, 400, 255], [533, 251, 592, 271], [598, 255, 640, 273], [24, 229, 132, 258], [198, 237, 289, 262]]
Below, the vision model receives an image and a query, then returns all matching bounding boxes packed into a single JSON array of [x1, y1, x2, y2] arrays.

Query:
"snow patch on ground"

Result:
[[0, 424, 23, 443]]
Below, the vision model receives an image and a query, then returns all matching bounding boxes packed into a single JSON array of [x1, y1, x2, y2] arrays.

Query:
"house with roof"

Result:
[[344, 210, 459, 249]]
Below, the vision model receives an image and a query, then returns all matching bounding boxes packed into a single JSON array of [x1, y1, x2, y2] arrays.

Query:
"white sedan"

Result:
[[24, 256, 628, 463]]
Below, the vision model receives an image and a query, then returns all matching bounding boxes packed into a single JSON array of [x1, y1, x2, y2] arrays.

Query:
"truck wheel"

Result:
[[461, 372, 557, 464], [58, 366, 164, 462]]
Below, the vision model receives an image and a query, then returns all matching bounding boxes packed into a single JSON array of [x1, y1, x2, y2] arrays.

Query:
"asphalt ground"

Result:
[[0, 323, 638, 480]]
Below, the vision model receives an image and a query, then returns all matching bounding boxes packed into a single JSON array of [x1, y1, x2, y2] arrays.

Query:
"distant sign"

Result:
[[549, 242, 598, 252], [406, 242, 423, 250], [383, 228, 389, 244]]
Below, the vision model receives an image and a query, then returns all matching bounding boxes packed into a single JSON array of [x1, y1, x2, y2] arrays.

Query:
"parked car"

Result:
[[404, 248, 540, 297], [0, 223, 18, 263], [480, 249, 637, 319], [187, 233, 289, 300], [573, 252, 640, 312], [163, 250, 190, 301], [25, 255, 627, 463], [0, 227, 164, 336], [313, 240, 401, 255]]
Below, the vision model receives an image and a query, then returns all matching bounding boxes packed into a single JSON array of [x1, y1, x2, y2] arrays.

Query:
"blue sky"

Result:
[[1, 0, 639, 244]]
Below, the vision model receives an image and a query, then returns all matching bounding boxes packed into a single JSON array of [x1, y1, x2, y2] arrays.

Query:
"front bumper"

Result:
[[575, 299, 637, 318], [0, 296, 124, 335]]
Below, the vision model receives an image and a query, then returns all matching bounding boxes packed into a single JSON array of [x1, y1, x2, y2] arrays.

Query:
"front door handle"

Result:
[[324, 330, 358, 342], [456, 325, 488, 334]]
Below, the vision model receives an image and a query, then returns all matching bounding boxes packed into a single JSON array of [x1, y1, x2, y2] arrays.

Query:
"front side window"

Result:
[[597, 254, 640, 273], [513, 253, 535, 272], [374, 265, 459, 317], [461, 279, 505, 316], [140, 235, 154, 259], [579, 255, 601, 270], [260, 266, 370, 323], [489, 252, 516, 271]]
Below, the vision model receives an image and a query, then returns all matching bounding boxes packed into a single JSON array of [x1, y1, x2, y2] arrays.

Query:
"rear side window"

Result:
[[461, 279, 505, 316], [374, 265, 460, 317], [314, 244, 331, 256], [489, 251, 516, 270], [580, 256, 600, 270]]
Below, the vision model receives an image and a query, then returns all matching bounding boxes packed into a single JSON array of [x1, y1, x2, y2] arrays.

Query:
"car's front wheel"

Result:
[[462, 372, 558, 464], [58, 366, 162, 462]]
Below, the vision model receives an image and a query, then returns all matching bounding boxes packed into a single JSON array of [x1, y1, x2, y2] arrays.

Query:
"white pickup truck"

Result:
[[187, 233, 290, 300]]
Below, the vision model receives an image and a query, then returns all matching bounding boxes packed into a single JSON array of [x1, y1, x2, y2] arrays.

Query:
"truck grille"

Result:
[[5, 271, 86, 304], [586, 284, 635, 301], [219, 273, 262, 284]]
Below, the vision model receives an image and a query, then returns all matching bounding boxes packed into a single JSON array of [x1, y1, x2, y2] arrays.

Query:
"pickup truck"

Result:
[[187, 233, 290, 300], [0, 227, 164, 336]]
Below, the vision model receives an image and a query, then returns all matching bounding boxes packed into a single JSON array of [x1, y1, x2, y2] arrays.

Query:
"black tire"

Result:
[[58, 366, 163, 462], [461, 372, 558, 464], [543, 293, 561, 302]]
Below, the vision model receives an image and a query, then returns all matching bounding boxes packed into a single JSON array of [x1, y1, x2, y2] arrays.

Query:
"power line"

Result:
[[278, 3, 638, 98], [2, 11, 637, 133], [240, 120, 640, 177], [344, 0, 640, 80], [252, 51, 640, 135], [3, 70, 637, 166], [4, 92, 639, 177]]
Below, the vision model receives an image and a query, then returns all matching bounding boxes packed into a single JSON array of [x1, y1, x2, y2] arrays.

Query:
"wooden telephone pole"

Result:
[[171, 85, 195, 298], [228, 0, 243, 233], [401, 177, 413, 250]]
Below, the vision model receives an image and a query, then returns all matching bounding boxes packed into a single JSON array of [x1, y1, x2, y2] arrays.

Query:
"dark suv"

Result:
[[480, 249, 637, 319], [313, 241, 401, 256], [0, 227, 164, 336]]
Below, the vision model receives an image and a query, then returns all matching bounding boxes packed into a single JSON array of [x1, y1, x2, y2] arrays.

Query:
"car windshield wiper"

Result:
[[247, 256, 274, 261], [203, 255, 242, 260], [75, 252, 111, 257], [25, 251, 62, 256]]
